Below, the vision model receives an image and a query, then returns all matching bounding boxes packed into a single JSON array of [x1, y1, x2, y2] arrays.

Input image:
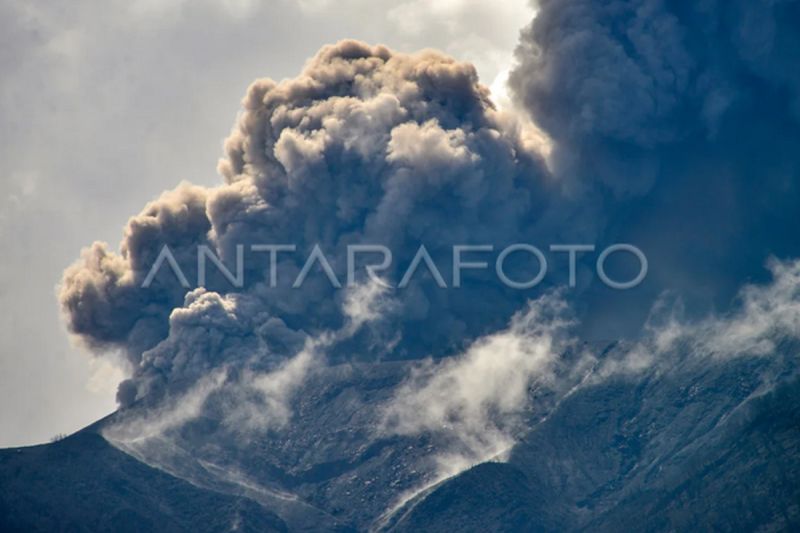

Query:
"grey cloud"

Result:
[[513, 0, 800, 163], [52, 0, 800, 436], [0, 0, 534, 447], [510, 0, 800, 336], [59, 183, 211, 365], [511, 0, 694, 148], [60, 40, 554, 404], [33, 3, 800, 524]]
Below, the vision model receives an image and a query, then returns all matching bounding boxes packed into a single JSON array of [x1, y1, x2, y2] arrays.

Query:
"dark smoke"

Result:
[[510, 0, 800, 335]]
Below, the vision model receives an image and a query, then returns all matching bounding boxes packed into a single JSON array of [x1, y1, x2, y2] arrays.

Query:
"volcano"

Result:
[[3, 336, 799, 532]]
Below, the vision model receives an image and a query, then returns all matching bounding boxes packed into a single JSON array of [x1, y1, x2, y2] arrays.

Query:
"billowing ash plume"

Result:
[[59, 41, 556, 405], [510, 0, 800, 334], [60, 0, 800, 406], [55, 9, 800, 527]]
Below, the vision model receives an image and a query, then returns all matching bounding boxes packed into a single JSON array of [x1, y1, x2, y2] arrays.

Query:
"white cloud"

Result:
[[594, 258, 800, 380], [381, 292, 573, 471]]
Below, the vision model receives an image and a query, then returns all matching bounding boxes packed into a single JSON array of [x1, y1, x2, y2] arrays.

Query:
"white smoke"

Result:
[[597, 258, 800, 379], [381, 291, 575, 473]]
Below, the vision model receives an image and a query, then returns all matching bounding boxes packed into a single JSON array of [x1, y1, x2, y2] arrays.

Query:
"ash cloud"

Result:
[[60, 2, 800, 426], [59, 40, 555, 405], [510, 0, 800, 335], [59, 183, 211, 364], [52, 5, 800, 526]]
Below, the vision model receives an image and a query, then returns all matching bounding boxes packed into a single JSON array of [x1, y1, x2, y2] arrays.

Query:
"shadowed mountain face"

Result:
[[2, 339, 798, 532], [0, 431, 288, 533], [392, 355, 800, 532]]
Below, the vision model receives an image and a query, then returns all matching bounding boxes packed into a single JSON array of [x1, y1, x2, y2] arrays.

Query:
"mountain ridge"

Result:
[[3, 341, 799, 532]]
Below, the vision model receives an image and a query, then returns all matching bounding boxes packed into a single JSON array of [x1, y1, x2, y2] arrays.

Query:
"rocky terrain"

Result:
[[3, 338, 798, 532]]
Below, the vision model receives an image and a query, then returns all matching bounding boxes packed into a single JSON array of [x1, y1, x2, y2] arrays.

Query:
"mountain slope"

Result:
[[0, 430, 288, 532], [390, 352, 800, 531], [2, 344, 799, 532]]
